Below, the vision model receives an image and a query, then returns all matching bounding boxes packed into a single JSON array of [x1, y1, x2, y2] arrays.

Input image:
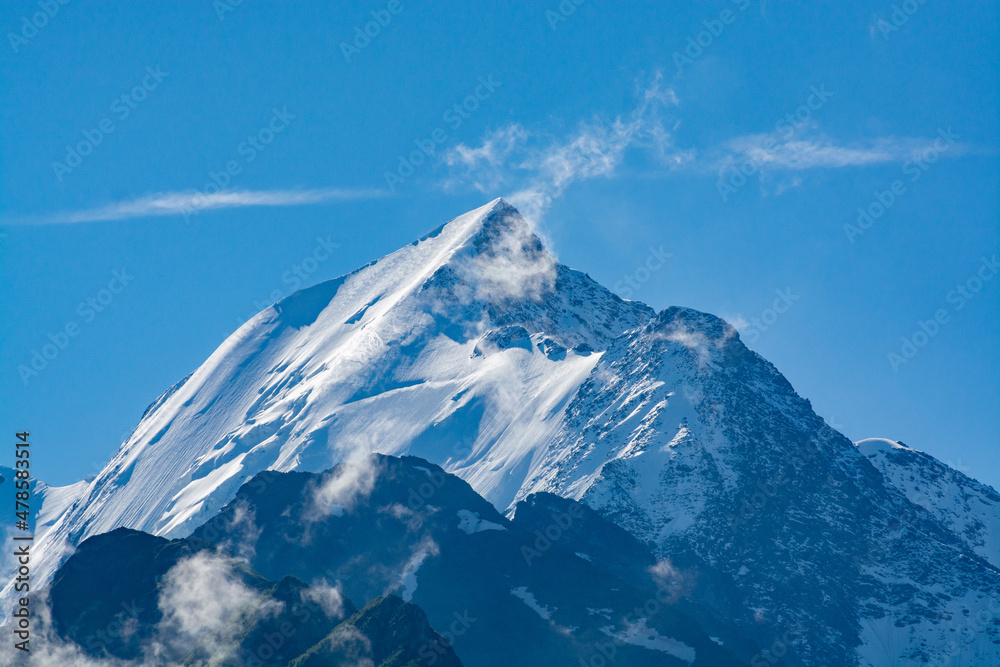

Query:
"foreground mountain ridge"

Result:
[[39, 522, 463, 666], [37, 454, 753, 665], [9, 199, 999, 665]]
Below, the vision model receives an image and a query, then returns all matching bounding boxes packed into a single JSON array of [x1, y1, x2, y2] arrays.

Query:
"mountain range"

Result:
[[4, 199, 998, 665]]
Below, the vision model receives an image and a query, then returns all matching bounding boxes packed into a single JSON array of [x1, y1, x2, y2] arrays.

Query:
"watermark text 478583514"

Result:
[[12, 430, 33, 653]]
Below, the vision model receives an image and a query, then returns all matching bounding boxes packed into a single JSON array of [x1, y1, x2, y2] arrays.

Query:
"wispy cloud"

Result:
[[445, 125, 529, 192], [717, 131, 964, 172], [149, 552, 282, 664], [6, 187, 386, 225], [306, 452, 382, 524], [709, 126, 970, 198], [444, 77, 975, 208], [443, 73, 691, 222]]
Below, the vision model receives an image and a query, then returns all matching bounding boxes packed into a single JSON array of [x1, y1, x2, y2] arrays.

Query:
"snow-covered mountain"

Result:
[[0, 468, 89, 587], [858, 438, 1000, 568], [14, 199, 1000, 666]]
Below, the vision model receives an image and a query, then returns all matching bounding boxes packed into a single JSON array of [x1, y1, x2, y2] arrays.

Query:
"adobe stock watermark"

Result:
[[673, 0, 751, 74], [340, 0, 403, 63], [739, 289, 799, 344], [750, 626, 804, 667], [887, 254, 997, 373], [383, 75, 502, 191], [519, 504, 585, 567], [397, 441, 477, 534], [677, 287, 800, 406], [545, 0, 587, 31], [717, 85, 834, 201], [396, 465, 454, 533], [241, 596, 340, 667], [844, 126, 959, 243], [614, 246, 671, 299], [873, 0, 928, 40], [17, 269, 135, 385], [579, 566, 695, 667], [939, 595, 1000, 664], [182, 107, 295, 223], [417, 610, 476, 665], [213, 0, 243, 21], [725, 418, 847, 529], [231, 235, 340, 330], [727, 434, 823, 528], [83, 600, 143, 654], [7, 0, 70, 54], [51, 66, 169, 183]]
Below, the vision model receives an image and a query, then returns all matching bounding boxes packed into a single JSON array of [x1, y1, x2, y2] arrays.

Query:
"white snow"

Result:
[[855, 437, 911, 455], [510, 586, 554, 620], [33, 478, 91, 539], [0, 473, 90, 595], [398, 546, 435, 602], [601, 619, 696, 664], [456, 509, 506, 535]]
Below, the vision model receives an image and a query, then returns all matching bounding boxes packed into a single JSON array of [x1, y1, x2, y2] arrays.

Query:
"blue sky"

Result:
[[1, 1, 997, 490]]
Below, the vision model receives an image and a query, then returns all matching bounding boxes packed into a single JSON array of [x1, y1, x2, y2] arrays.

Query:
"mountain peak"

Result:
[[653, 306, 739, 341], [467, 197, 539, 252], [418, 197, 529, 254], [421, 198, 558, 307], [420, 197, 547, 268], [263, 198, 550, 332]]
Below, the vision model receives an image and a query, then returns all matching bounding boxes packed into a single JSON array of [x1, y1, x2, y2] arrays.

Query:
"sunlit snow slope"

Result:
[[20, 199, 651, 593]]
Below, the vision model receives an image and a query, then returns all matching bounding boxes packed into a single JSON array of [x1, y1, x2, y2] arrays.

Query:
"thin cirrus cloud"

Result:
[[715, 131, 966, 172], [5, 187, 387, 225]]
